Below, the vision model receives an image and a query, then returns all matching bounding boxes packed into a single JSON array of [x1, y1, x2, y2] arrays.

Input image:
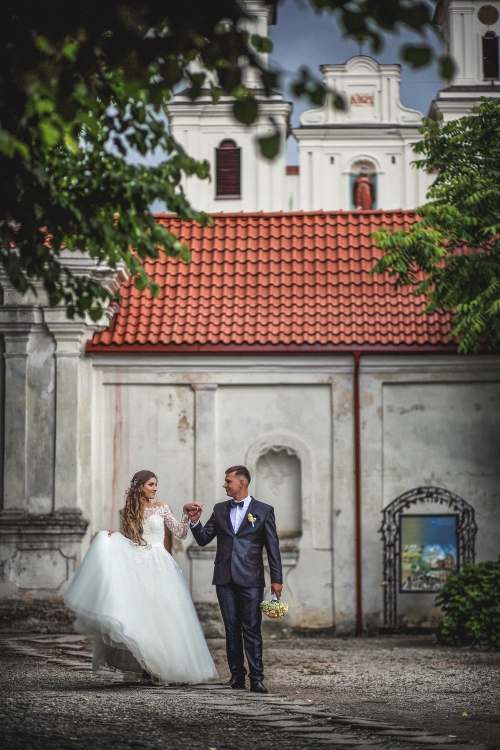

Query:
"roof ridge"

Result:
[[153, 209, 416, 220]]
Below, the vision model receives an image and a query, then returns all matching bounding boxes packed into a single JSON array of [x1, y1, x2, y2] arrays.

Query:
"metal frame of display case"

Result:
[[379, 486, 477, 631]]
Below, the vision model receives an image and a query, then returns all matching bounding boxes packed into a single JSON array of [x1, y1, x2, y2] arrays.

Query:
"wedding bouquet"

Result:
[[260, 595, 289, 619]]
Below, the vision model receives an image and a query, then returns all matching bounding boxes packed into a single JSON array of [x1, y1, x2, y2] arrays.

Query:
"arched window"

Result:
[[483, 32, 499, 80], [216, 140, 241, 198]]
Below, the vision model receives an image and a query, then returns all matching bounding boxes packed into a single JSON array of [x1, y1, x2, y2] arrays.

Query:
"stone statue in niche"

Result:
[[353, 171, 376, 210]]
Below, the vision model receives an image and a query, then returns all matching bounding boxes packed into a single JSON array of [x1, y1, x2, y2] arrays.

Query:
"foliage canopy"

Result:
[[1, 1, 446, 318], [373, 99, 500, 354]]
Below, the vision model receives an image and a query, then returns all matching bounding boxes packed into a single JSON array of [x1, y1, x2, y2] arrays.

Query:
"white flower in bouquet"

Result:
[[260, 599, 289, 619]]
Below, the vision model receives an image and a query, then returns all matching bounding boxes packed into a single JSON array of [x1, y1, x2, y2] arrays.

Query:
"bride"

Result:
[[64, 469, 217, 685]]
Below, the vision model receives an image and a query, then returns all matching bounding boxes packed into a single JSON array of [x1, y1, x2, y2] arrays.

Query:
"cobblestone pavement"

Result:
[[1, 634, 499, 750]]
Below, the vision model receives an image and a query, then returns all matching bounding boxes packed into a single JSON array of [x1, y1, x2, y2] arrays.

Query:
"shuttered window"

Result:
[[483, 33, 499, 80], [216, 140, 241, 198]]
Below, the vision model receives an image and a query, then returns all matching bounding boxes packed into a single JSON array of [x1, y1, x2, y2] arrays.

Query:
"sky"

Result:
[[268, 0, 444, 162]]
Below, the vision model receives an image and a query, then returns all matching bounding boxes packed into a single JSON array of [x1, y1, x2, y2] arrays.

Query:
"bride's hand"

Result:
[[107, 530, 114, 537]]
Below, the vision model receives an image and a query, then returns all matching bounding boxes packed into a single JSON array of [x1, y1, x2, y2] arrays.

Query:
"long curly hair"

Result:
[[122, 470, 157, 545]]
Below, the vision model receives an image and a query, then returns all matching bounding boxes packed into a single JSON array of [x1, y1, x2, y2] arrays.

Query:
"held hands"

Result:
[[183, 502, 203, 525], [271, 583, 283, 600]]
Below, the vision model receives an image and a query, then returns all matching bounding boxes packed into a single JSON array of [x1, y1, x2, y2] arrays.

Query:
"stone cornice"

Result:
[[0, 510, 89, 540]]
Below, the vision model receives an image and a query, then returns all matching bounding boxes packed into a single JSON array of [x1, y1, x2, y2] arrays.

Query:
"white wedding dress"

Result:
[[64, 504, 218, 684]]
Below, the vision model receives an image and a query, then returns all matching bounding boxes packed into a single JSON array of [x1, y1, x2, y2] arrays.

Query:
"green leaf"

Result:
[[39, 119, 60, 148], [63, 133, 79, 153], [0, 129, 29, 159], [250, 34, 273, 54], [257, 131, 280, 160], [333, 94, 346, 111], [402, 44, 433, 68], [186, 72, 206, 101], [233, 97, 258, 125], [439, 55, 455, 82], [62, 40, 79, 61], [291, 67, 325, 107], [179, 243, 191, 263], [34, 35, 55, 55]]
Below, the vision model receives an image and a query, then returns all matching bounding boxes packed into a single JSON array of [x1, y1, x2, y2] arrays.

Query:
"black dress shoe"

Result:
[[250, 679, 268, 694], [225, 676, 246, 689]]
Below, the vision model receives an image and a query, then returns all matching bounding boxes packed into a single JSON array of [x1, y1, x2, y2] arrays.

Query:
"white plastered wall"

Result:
[[89, 353, 500, 633]]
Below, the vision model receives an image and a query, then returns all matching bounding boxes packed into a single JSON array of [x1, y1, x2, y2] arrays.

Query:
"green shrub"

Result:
[[435, 558, 500, 648]]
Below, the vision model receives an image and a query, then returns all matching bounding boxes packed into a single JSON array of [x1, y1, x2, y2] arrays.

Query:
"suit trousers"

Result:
[[216, 580, 264, 680]]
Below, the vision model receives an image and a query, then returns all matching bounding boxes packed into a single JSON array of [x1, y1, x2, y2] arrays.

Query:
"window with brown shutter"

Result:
[[483, 32, 499, 80], [216, 140, 241, 198]]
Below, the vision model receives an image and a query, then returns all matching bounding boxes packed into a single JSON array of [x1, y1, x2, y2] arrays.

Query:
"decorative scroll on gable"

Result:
[[300, 55, 423, 126]]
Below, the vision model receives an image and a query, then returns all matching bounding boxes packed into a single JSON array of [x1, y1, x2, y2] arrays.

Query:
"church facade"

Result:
[[168, 53, 432, 214], [0, 0, 499, 635]]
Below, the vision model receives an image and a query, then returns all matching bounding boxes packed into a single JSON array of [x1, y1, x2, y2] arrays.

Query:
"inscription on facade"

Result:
[[350, 93, 374, 107]]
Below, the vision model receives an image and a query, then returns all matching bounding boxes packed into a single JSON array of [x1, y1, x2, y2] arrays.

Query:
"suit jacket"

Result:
[[190, 497, 283, 587]]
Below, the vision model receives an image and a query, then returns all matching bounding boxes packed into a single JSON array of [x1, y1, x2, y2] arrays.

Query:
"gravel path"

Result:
[[1, 634, 498, 750]]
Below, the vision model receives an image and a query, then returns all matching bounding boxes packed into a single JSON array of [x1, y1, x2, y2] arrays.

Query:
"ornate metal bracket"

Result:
[[379, 487, 477, 631]]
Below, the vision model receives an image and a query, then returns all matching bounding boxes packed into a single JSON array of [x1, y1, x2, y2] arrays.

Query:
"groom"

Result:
[[187, 465, 282, 693]]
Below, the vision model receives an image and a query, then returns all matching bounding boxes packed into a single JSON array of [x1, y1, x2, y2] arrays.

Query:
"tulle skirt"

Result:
[[64, 530, 218, 684]]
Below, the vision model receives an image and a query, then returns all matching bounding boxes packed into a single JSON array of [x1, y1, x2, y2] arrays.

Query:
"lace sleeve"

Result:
[[159, 504, 189, 540]]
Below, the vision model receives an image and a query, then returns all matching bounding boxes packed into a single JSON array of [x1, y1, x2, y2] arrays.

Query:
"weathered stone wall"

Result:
[[0, 262, 126, 611], [1, 315, 499, 633], [89, 353, 500, 635]]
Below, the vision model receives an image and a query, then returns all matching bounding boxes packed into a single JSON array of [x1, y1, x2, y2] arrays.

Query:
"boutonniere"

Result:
[[247, 513, 258, 527]]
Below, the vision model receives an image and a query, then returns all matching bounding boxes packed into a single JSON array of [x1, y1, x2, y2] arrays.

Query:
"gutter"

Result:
[[353, 351, 363, 637], [86, 342, 457, 355]]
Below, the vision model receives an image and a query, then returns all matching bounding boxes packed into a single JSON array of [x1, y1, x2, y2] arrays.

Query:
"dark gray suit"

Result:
[[191, 497, 282, 679]]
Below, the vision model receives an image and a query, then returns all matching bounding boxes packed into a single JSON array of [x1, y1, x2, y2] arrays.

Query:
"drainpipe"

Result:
[[353, 351, 363, 637]]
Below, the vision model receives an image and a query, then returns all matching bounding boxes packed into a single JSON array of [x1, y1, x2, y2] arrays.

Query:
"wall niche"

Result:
[[255, 448, 302, 539]]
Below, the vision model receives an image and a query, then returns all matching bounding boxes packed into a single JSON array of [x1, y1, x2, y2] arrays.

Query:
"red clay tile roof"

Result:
[[89, 210, 454, 352]]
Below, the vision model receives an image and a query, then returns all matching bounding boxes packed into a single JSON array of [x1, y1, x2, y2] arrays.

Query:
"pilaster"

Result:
[[43, 311, 94, 513], [0, 306, 54, 513], [189, 383, 218, 604], [450, 6, 476, 84], [191, 383, 218, 509]]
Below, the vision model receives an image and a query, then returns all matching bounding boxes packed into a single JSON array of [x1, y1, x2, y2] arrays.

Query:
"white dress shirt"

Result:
[[230, 495, 252, 534], [190, 495, 252, 532]]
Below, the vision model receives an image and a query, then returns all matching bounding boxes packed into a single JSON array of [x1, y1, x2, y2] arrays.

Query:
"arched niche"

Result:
[[379, 486, 477, 631], [350, 158, 378, 210], [246, 433, 313, 542], [256, 448, 302, 539]]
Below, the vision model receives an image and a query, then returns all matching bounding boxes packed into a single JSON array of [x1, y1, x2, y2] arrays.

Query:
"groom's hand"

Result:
[[271, 583, 283, 600], [183, 502, 203, 525]]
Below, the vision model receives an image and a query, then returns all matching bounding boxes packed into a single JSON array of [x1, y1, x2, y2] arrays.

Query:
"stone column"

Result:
[[44, 311, 91, 513], [0, 309, 37, 510], [0, 306, 55, 513], [43, 253, 128, 517]]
